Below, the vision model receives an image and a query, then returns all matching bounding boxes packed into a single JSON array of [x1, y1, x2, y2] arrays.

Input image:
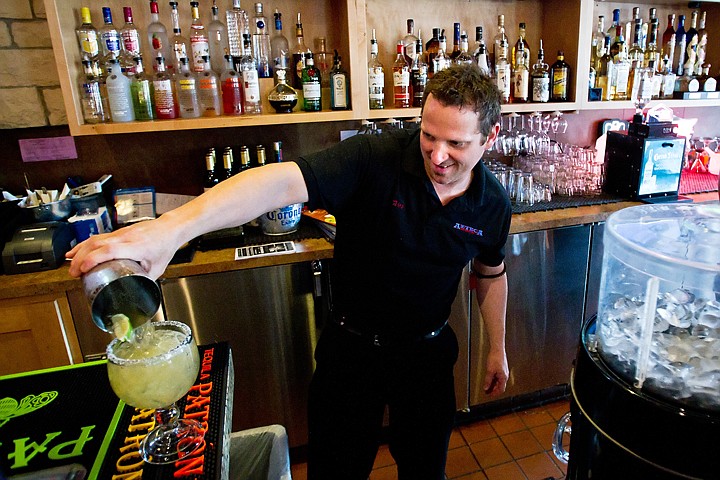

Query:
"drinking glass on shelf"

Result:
[[106, 320, 203, 464]]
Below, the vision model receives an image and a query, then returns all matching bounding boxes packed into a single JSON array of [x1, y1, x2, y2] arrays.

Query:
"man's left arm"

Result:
[[471, 258, 509, 396]]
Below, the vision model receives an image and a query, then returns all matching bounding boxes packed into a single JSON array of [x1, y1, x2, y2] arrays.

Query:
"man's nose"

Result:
[[431, 143, 449, 163]]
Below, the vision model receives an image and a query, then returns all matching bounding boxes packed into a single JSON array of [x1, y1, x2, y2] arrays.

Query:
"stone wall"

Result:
[[0, 0, 67, 129]]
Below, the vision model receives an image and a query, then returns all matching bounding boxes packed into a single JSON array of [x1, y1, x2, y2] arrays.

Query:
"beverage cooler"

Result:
[[553, 203, 720, 479]]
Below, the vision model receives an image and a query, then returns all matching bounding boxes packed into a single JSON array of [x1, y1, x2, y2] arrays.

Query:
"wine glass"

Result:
[[106, 321, 203, 464]]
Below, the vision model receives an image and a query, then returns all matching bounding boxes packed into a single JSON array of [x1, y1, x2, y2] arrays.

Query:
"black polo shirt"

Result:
[[294, 128, 511, 337]]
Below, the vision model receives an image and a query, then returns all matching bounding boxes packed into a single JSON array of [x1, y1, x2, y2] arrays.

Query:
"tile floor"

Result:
[[289, 399, 571, 480]]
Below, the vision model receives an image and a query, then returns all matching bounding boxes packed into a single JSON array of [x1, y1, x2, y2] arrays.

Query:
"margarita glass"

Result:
[[106, 320, 203, 463]]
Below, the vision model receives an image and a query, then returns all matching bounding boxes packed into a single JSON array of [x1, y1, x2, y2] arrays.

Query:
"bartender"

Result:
[[68, 64, 511, 480]]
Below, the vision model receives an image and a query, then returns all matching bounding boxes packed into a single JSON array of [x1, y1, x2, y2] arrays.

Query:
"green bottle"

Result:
[[301, 53, 321, 111], [130, 56, 156, 120]]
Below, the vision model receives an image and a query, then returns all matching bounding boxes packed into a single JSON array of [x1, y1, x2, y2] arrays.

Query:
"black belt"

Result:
[[332, 316, 448, 347]]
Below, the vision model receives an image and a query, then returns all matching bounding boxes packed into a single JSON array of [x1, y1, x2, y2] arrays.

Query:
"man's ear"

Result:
[[484, 123, 501, 150]]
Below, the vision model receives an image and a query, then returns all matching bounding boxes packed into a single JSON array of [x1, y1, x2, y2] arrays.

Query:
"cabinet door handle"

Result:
[[311, 260, 323, 297]]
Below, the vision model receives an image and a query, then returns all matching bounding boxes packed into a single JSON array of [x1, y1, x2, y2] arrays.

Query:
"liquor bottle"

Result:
[[271, 9, 290, 72], [595, 36, 612, 100], [301, 53, 322, 111], [475, 33, 490, 76], [220, 147, 234, 181], [76, 7, 100, 74], [611, 42, 631, 101], [472, 27, 485, 63], [403, 19, 418, 64], [119, 7, 141, 74], [662, 14, 676, 73], [368, 29, 384, 109], [393, 41, 411, 108], [550, 50, 569, 101], [203, 151, 219, 191], [530, 39, 550, 103], [492, 15, 508, 76], [105, 59, 135, 122], [78, 59, 107, 124], [208, 2, 228, 75], [433, 32, 449, 74], [99, 7, 121, 73], [450, 22, 461, 60], [607, 9, 620, 39], [268, 67, 298, 113], [454, 32, 473, 65], [190, 1, 210, 73], [695, 11, 708, 77], [698, 65, 717, 92], [644, 19, 660, 70], [226, 0, 249, 62], [290, 13, 312, 90], [647, 8, 657, 50], [147, 1, 172, 73], [240, 33, 262, 114], [272, 141, 283, 163], [175, 57, 201, 118], [252, 2, 272, 78], [315, 37, 331, 110], [198, 55, 221, 116], [169, 1, 189, 74], [411, 38, 428, 107], [153, 55, 178, 119], [684, 11, 699, 76], [512, 22, 530, 71], [512, 42, 529, 103], [610, 25, 625, 59], [495, 37, 511, 103], [221, 54, 244, 115], [591, 16, 605, 69], [425, 28, 441, 77], [674, 15, 687, 76], [628, 19, 644, 69], [330, 49, 350, 110], [130, 56, 155, 120]]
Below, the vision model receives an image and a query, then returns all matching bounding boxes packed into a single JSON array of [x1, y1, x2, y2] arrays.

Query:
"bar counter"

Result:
[[0, 194, 714, 302]]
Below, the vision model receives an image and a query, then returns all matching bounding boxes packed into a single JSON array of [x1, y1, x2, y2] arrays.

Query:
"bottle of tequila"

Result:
[[130, 55, 155, 120], [198, 55, 221, 116], [146, 1, 172, 73], [208, 2, 228, 75], [591, 16, 605, 70], [368, 29, 384, 109], [221, 54, 244, 115]]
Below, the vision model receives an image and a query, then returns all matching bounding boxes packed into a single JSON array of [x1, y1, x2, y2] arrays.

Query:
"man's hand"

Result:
[[483, 347, 509, 396], [67, 215, 180, 280]]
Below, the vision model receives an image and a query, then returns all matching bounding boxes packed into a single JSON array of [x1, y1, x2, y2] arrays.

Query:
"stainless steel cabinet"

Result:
[[160, 260, 331, 448], [452, 225, 592, 410]]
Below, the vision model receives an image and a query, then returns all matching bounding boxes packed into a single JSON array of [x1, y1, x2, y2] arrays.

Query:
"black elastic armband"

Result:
[[472, 263, 506, 279]]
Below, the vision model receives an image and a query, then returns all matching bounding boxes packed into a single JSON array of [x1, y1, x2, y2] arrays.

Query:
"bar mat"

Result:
[[679, 171, 719, 195], [196, 218, 327, 251], [512, 193, 626, 214]]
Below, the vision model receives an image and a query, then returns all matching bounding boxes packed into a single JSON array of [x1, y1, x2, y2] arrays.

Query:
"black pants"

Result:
[[307, 322, 459, 480]]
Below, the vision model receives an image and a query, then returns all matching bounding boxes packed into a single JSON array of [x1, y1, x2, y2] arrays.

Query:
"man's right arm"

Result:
[[67, 162, 309, 279]]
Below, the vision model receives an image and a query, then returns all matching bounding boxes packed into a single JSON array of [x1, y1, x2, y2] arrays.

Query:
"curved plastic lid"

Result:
[[606, 203, 720, 275]]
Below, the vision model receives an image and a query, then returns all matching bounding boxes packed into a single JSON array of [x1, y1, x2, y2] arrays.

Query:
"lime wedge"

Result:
[[111, 314, 133, 341]]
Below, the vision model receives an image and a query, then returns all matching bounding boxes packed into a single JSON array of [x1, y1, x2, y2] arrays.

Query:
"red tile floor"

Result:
[[290, 399, 571, 480]]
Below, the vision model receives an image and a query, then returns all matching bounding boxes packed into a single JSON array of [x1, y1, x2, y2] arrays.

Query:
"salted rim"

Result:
[[106, 320, 193, 367]]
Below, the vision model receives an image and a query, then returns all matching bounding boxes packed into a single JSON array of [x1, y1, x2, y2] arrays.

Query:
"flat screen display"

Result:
[[637, 138, 686, 197]]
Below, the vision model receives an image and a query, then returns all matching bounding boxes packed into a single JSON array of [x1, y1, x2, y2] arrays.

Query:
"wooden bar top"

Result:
[[1, 192, 715, 301]]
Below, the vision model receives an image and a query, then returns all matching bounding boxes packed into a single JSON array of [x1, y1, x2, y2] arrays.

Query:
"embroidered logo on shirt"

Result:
[[392, 199, 405, 210], [454, 223, 483, 236]]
